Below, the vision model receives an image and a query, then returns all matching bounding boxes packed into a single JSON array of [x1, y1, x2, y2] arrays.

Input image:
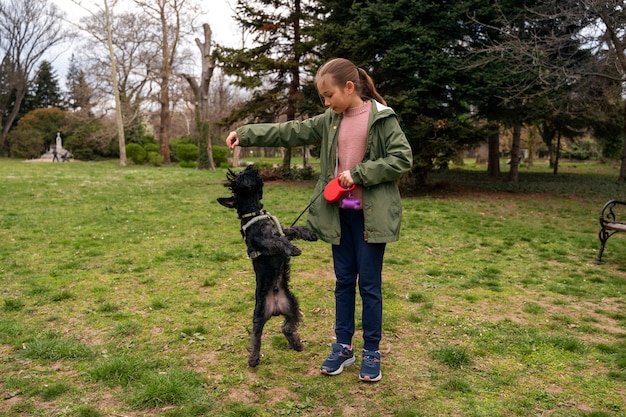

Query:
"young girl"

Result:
[[225, 57, 412, 382]]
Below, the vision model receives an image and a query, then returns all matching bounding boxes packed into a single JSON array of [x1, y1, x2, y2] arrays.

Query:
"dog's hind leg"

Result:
[[281, 291, 303, 352], [248, 304, 268, 367]]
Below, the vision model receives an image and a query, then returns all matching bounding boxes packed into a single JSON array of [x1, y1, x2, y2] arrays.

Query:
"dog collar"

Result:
[[240, 210, 264, 220]]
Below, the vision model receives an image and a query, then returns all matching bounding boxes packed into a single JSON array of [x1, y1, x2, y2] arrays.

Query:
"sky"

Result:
[[48, 0, 240, 78]]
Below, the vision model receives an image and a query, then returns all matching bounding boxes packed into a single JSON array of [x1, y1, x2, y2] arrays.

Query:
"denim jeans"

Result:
[[332, 209, 386, 351]]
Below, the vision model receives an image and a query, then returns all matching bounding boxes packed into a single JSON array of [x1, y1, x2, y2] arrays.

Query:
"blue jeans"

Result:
[[332, 209, 386, 351]]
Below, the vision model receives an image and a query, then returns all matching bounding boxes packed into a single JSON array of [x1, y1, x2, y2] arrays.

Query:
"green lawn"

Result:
[[0, 157, 625, 417]]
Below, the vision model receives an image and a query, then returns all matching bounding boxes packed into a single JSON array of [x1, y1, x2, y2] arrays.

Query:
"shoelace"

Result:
[[362, 354, 380, 365]]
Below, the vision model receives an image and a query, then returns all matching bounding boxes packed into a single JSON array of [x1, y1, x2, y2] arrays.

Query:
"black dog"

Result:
[[217, 165, 317, 367]]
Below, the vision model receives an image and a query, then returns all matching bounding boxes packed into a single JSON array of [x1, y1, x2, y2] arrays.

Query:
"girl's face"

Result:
[[316, 75, 363, 114]]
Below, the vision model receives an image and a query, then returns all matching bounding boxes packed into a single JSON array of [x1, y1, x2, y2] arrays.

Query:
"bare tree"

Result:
[[103, 0, 127, 165], [134, 0, 200, 163], [0, 0, 69, 155], [79, 8, 158, 146], [579, 0, 626, 180], [182, 23, 216, 170], [68, 0, 138, 166]]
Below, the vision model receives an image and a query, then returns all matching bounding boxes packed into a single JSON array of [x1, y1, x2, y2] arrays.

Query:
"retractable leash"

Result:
[[289, 189, 323, 228], [289, 177, 360, 228]]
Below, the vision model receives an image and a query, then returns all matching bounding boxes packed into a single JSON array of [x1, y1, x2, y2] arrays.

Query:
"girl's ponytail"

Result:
[[357, 68, 386, 106]]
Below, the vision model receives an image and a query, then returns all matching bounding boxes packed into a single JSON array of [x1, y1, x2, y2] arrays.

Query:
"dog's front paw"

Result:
[[287, 246, 302, 257], [302, 230, 318, 242]]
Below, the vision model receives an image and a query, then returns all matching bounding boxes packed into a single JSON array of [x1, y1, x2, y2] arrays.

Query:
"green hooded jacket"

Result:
[[236, 100, 413, 245]]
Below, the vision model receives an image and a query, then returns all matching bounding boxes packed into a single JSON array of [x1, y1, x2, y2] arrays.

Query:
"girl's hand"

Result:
[[226, 131, 239, 149], [338, 170, 354, 188]]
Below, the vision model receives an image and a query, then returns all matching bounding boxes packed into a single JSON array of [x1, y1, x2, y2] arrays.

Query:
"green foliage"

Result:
[[176, 143, 198, 163], [8, 108, 67, 158], [562, 138, 601, 161], [144, 143, 159, 153], [126, 143, 146, 165], [147, 151, 164, 166], [23, 60, 64, 113], [65, 118, 109, 161], [180, 160, 196, 168], [213, 145, 228, 167]]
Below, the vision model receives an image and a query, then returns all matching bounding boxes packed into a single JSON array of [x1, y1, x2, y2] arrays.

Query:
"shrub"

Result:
[[180, 160, 196, 168], [126, 143, 146, 165], [212, 146, 228, 167], [144, 143, 160, 154], [147, 151, 164, 166], [176, 143, 198, 165]]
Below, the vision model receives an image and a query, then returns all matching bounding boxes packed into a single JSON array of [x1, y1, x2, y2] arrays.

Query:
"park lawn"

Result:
[[0, 157, 625, 417]]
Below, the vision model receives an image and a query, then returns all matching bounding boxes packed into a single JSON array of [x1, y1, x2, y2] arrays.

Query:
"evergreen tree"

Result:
[[314, 0, 482, 186], [25, 60, 64, 111], [216, 0, 319, 172], [65, 54, 93, 115]]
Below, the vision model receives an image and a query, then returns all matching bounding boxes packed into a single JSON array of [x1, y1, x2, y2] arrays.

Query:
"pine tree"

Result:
[[216, 0, 319, 172], [66, 54, 93, 115], [29, 61, 64, 110]]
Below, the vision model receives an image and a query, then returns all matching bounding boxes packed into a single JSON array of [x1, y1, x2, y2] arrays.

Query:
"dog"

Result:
[[217, 165, 318, 367]]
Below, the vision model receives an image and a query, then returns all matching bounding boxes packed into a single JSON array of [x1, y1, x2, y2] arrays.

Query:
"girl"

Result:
[[225, 57, 412, 382]]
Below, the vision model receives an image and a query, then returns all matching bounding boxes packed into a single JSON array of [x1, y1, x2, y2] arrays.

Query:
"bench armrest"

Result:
[[599, 200, 626, 225]]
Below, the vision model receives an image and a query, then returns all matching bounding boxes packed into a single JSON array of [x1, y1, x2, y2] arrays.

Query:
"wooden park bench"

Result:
[[596, 200, 626, 264]]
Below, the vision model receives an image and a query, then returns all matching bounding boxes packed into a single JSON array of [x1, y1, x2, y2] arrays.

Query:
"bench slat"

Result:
[[605, 222, 626, 232]]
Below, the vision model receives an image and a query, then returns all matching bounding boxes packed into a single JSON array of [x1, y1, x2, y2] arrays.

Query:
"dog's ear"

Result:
[[217, 197, 236, 209]]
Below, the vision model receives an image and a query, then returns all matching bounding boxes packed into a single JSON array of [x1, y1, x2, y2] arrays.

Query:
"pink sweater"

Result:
[[337, 100, 370, 205]]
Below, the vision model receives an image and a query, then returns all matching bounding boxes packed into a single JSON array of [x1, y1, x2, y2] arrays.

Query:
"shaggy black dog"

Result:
[[217, 165, 317, 367]]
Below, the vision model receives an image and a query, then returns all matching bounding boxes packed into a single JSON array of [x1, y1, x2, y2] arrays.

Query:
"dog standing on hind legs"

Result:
[[217, 165, 318, 367]]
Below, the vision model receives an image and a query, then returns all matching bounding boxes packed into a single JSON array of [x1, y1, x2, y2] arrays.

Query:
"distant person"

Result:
[[226, 57, 413, 382], [52, 149, 59, 162]]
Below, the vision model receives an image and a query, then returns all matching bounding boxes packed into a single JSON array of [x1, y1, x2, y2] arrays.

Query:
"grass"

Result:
[[0, 157, 625, 416]]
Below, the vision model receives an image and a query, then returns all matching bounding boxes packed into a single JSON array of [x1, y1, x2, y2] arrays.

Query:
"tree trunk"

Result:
[[553, 129, 562, 175], [507, 123, 521, 183], [184, 23, 215, 170], [280, 0, 302, 174], [159, 10, 171, 164], [487, 122, 501, 177], [105, 0, 126, 166], [619, 101, 626, 182]]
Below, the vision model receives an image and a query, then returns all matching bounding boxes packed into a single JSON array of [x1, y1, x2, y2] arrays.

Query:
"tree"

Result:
[[217, 0, 318, 172], [80, 5, 162, 151], [134, 0, 200, 163], [182, 23, 216, 170], [66, 54, 94, 114], [462, 0, 592, 182], [0, 0, 69, 156], [23, 60, 64, 112], [315, 0, 482, 186], [577, 0, 626, 180], [8, 107, 67, 158]]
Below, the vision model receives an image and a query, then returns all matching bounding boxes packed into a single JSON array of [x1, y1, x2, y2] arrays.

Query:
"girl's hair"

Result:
[[315, 58, 386, 105]]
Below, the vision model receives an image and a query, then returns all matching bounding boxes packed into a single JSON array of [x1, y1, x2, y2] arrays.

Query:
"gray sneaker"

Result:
[[320, 343, 355, 375]]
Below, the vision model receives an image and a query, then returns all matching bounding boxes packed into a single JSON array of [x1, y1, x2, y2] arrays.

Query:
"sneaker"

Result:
[[359, 350, 382, 382], [320, 343, 355, 375]]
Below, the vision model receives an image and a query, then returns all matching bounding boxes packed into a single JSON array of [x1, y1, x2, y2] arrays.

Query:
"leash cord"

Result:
[[290, 189, 323, 228]]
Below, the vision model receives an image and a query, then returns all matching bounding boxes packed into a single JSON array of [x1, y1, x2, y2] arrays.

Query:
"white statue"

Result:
[[56, 132, 62, 151]]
